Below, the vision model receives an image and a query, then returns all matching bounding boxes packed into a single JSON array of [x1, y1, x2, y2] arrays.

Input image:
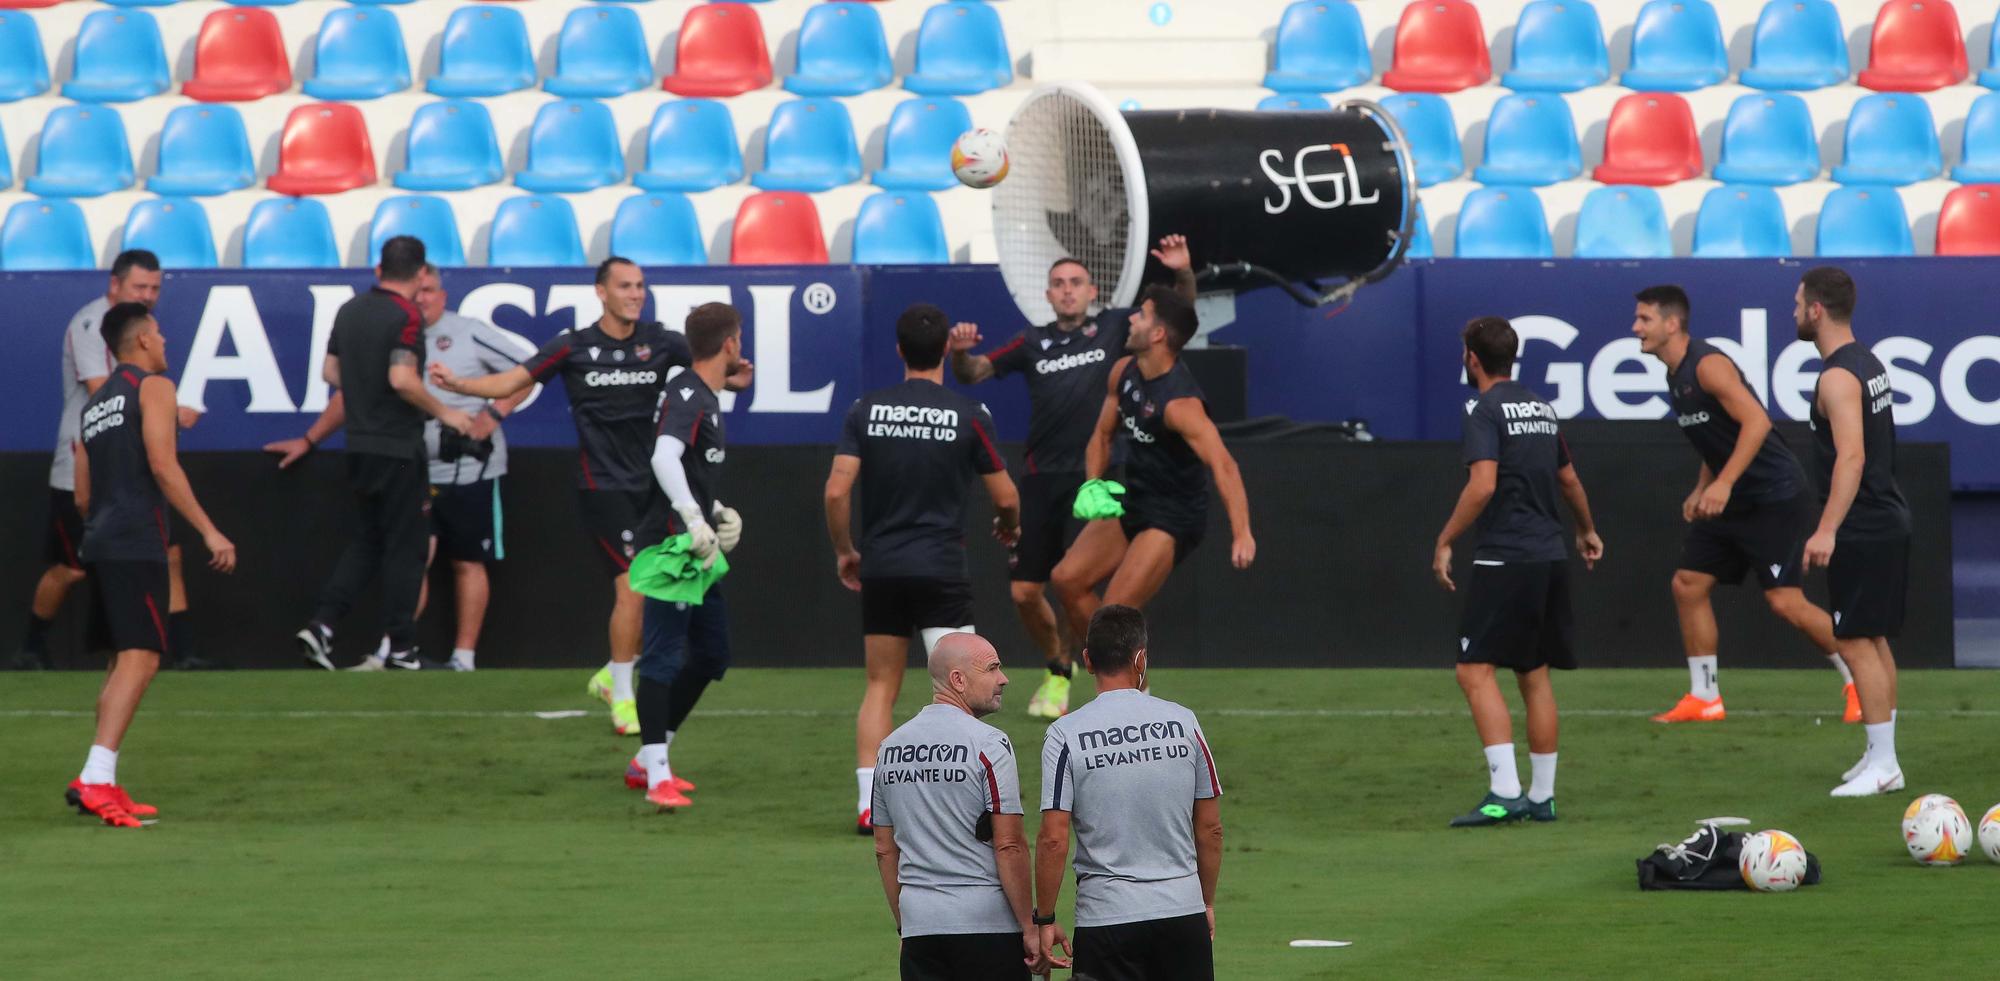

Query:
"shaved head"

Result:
[[929, 633, 1008, 717]]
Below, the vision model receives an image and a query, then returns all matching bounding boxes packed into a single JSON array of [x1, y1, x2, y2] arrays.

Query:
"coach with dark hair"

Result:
[[294, 236, 475, 671]]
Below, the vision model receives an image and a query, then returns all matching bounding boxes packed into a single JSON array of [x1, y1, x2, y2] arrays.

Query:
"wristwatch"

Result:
[[1031, 910, 1057, 926]]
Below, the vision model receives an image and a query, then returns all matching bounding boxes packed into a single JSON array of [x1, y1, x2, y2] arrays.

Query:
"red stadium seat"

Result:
[[1856, 0, 1967, 92], [730, 191, 827, 264], [0, 0, 63, 8], [183, 9, 291, 103], [1591, 92, 1703, 185], [268, 103, 377, 196], [662, 3, 772, 97], [1935, 184, 2000, 254], [1381, 1, 1491, 93]]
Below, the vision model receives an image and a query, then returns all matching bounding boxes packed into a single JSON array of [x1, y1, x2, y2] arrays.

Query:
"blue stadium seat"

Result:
[[1711, 93, 1820, 185], [905, 1, 1012, 95], [1, 200, 94, 270], [1620, 0, 1729, 92], [121, 198, 218, 269], [146, 106, 256, 197], [370, 195, 465, 267], [1471, 93, 1580, 186], [635, 100, 744, 191], [25, 106, 134, 197], [1453, 187, 1553, 258], [1381, 93, 1462, 186], [545, 5, 653, 98], [1740, 0, 1849, 90], [852, 191, 950, 263], [62, 10, 170, 102], [1829, 93, 1940, 185], [1952, 92, 2000, 181], [0, 122, 9, 188], [242, 197, 340, 268], [0, 11, 50, 102], [1814, 185, 1913, 256], [301, 7, 411, 100], [515, 99, 625, 192], [1982, 12, 2000, 88], [1405, 201, 1433, 258], [1262, 1, 1373, 92], [1501, 0, 1610, 92], [785, 2, 892, 96], [1691, 185, 1790, 257], [489, 195, 586, 267], [427, 5, 536, 97], [610, 192, 707, 265], [1573, 185, 1672, 258], [1256, 92, 1332, 111], [873, 97, 973, 191], [751, 98, 862, 191], [395, 100, 504, 191]]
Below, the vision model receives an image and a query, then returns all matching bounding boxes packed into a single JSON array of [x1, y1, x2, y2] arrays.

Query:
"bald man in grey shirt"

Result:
[[1036, 604, 1223, 981], [872, 633, 1041, 980]]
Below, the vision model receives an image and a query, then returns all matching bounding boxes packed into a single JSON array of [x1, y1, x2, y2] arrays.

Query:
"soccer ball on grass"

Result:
[[1737, 829, 1809, 892], [1902, 794, 1973, 866]]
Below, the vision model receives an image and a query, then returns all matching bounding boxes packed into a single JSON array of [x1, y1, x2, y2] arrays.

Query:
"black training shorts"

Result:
[[1828, 534, 1909, 639], [861, 577, 974, 637], [577, 488, 665, 575], [1679, 494, 1813, 590], [1119, 493, 1206, 567], [432, 479, 501, 563], [87, 560, 170, 656], [899, 932, 1028, 981], [1009, 472, 1085, 583], [43, 487, 85, 569], [1457, 559, 1576, 672], [1073, 912, 1213, 981]]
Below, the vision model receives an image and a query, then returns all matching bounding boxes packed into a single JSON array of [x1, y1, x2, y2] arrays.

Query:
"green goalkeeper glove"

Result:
[[1072, 479, 1127, 520]]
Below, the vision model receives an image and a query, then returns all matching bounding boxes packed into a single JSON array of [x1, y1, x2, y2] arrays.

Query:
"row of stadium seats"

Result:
[[0, 2, 1011, 103], [1268, 0, 2000, 94], [1408, 182, 2000, 257], [0, 95, 982, 197], [1388, 88, 2000, 187], [0, 188, 954, 269]]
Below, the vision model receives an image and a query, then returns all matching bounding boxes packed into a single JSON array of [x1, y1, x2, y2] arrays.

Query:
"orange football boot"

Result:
[[1651, 693, 1726, 723]]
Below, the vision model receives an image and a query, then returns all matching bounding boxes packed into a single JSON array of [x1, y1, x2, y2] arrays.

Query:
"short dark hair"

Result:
[[596, 256, 639, 286], [111, 249, 160, 280], [1083, 605, 1147, 674], [378, 235, 427, 282], [101, 301, 154, 355], [1142, 286, 1198, 351], [1801, 266, 1856, 322], [1462, 316, 1518, 377], [1634, 284, 1690, 330], [896, 303, 949, 370], [686, 302, 741, 360], [1048, 257, 1090, 279]]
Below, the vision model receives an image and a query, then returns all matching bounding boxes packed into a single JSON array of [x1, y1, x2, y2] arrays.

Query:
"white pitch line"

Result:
[[3, 707, 1999, 720]]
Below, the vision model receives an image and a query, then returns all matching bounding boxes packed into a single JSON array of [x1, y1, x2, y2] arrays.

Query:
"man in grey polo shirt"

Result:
[[1036, 604, 1223, 981], [871, 632, 1039, 981]]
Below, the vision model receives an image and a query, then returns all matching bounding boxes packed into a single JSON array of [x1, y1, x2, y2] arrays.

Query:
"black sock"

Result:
[[1048, 660, 1073, 679], [636, 675, 672, 744], [665, 674, 714, 732], [23, 614, 52, 653], [168, 612, 193, 663]]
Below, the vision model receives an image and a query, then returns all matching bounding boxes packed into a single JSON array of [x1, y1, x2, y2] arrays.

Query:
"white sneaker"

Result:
[[449, 654, 475, 672], [345, 655, 386, 672], [1830, 765, 1905, 797], [1841, 753, 1869, 782]]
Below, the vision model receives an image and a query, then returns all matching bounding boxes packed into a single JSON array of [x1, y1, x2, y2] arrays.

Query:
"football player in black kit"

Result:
[[1048, 287, 1253, 669], [947, 237, 1197, 719], [1631, 285, 1857, 724], [1796, 267, 1912, 798], [825, 303, 1021, 835], [433, 258, 750, 735], [67, 303, 237, 827]]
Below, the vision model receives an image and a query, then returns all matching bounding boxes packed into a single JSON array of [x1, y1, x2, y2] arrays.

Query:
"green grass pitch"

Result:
[[4, 667, 1999, 978]]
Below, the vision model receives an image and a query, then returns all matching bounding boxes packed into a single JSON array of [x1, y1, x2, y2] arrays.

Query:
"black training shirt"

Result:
[[1669, 338, 1805, 507], [836, 378, 1006, 580], [1810, 342, 1912, 539], [654, 366, 725, 533], [79, 364, 169, 563], [988, 308, 1131, 474], [523, 321, 693, 492], [1115, 357, 1210, 526], [1461, 380, 1571, 563], [329, 286, 426, 458]]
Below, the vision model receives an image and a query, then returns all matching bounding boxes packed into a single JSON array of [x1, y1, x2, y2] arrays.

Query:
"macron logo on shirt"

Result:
[[865, 403, 964, 442]]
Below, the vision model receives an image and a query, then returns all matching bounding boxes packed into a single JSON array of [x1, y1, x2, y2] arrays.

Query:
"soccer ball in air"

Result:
[[1902, 794, 1973, 866], [950, 129, 1010, 189], [1976, 803, 2000, 864], [1737, 829, 1809, 892]]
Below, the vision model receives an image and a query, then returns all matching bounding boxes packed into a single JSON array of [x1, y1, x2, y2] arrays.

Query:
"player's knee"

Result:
[[1763, 588, 1806, 622], [1050, 563, 1088, 600], [1669, 570, 1708, 603], [1009, 580, 1045, 609], [1454, 662, 1494, 693]]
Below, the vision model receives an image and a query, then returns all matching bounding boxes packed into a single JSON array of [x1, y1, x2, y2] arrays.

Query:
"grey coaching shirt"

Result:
[[423, 311, 532, 485], [871, 704, 1024, 939], [1041, 689, 1221, 928], [51, 297, 114, 492]]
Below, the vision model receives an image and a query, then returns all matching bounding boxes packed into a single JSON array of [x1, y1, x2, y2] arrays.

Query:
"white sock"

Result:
[[856, 767, 876, 815], [1827, 653, 1854, 685], [1483, 743, 1521, 798], [1688, 655, 1720, 700], [640, 735, 675, 789], [79, 745, 118, 785], [451, 647, 475, 668], [373, 637, 389, 661], [1865, 720, 1898, 770], [609, 661, 635, 703], [1527, 752, 1557, 803]]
